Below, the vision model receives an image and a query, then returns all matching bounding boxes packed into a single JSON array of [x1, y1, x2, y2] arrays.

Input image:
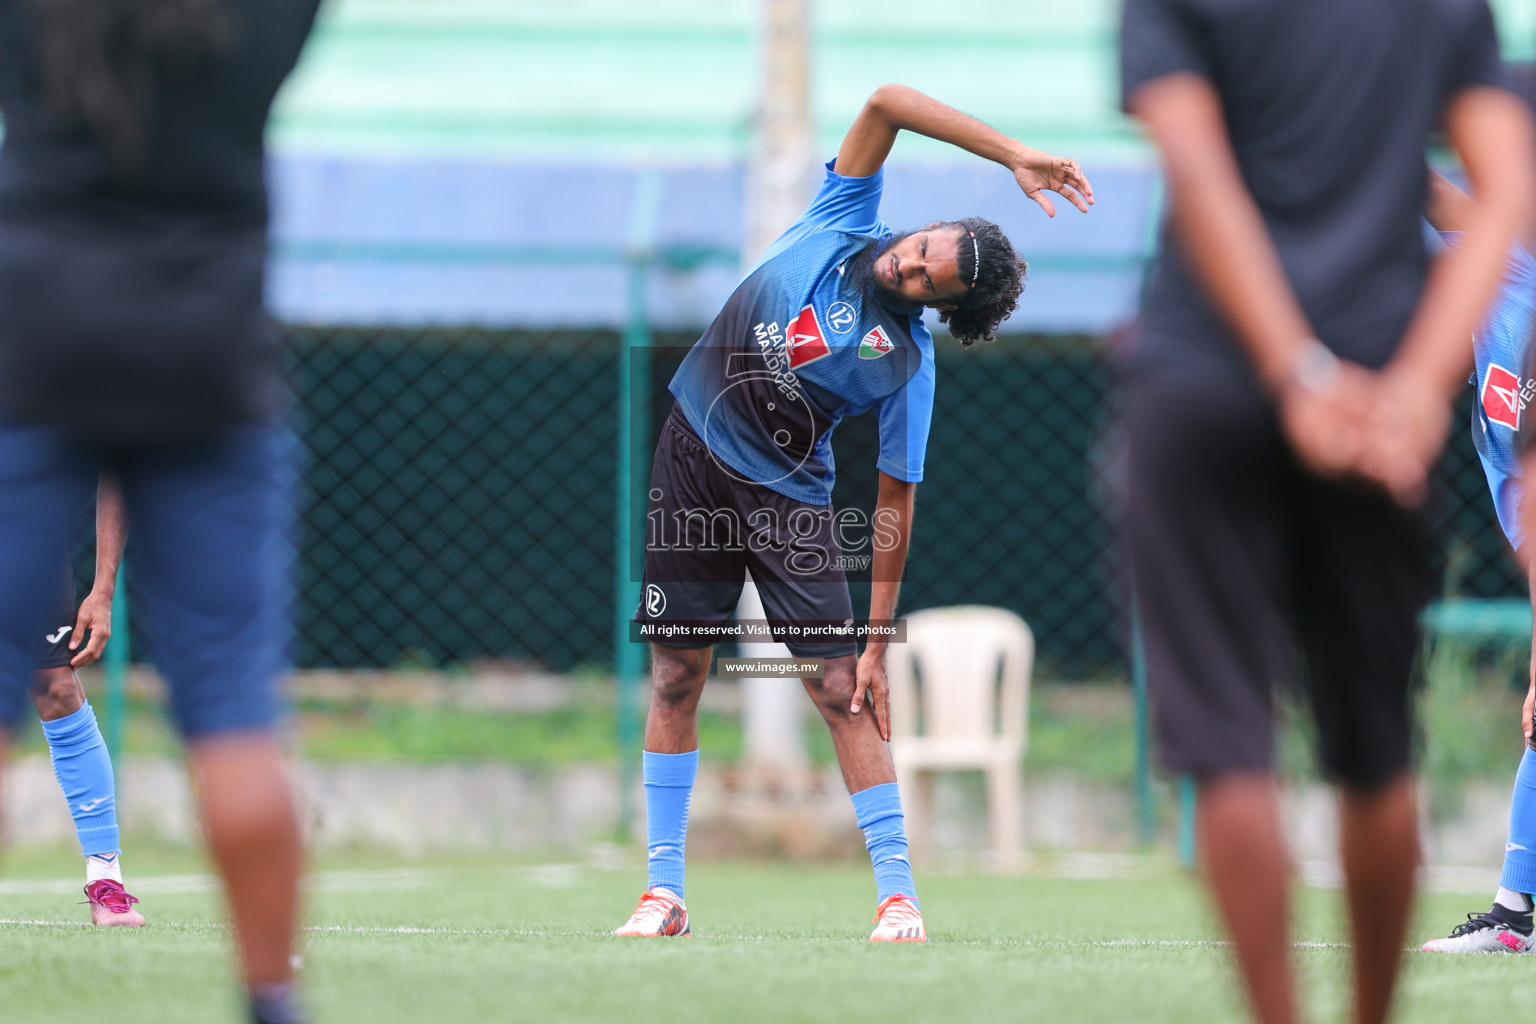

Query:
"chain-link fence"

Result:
[[284, 329, 1518, 680], [293, 328, 621, 671], [71, 327, 1520, 682], [1438, 393, 1527, 602], [283, 329, 1125, 676]]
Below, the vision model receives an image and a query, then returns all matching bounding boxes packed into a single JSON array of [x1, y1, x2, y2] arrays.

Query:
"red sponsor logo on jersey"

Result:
[[786, 305, 830, 369], [1483, 362, 1525, 430]]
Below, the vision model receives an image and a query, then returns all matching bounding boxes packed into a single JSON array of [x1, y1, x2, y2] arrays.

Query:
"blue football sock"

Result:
[[1500, 747, 1536, 897], [644, 750, 697, 899], [41, 701, 120, 858], [851, 782, 918, 908]]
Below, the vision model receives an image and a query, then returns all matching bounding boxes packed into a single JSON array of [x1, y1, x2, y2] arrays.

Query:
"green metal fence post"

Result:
[[615, 171, 663, 838], [1178, 775, 1197, 867], [1131, 603, 1155, 848], [103, 562, 129, 763], [1130, 171, 1168, 852]]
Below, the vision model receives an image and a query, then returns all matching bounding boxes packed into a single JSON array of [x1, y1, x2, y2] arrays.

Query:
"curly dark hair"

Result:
[[26, 0, 236, 172], [934, 217, 1027, 346]]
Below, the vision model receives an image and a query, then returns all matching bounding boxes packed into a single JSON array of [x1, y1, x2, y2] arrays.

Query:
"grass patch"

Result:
[[9, 692, 743, 767], [12, 678, 1141, 780], [10, 694, 182, 760], [15, 658, 1525, 798], [292, 699, 742, 766], [0, 850, 1528, 1023], [1024, 683, 1136, 783], [1417, 639, 1529, 810]]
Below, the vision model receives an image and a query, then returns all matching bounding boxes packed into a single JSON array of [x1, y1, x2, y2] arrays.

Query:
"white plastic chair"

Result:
[[886, 606, 1033, 867]]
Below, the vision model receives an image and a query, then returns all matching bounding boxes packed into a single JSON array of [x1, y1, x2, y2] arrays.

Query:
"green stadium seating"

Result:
[[273, 0, 1534, 161]]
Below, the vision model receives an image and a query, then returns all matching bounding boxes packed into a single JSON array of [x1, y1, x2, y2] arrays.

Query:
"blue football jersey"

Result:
[[668, 160, 937, 506], [1445, 231, 1536, 550]]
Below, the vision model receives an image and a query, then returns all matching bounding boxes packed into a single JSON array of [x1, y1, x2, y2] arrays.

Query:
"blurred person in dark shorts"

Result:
[[0, 2, 319, 1022], [617, 83, 1092, 943], [1119, 1, 1534, 1022]]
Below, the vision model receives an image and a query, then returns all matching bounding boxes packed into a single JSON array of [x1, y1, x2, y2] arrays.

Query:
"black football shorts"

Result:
[[635, 405, 856, 658], [1119, 374, 1436, 787], [39, 570, 77, 670]]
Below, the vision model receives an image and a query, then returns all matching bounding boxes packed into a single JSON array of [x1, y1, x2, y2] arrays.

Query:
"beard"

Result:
[[845, 232, 924, 317]]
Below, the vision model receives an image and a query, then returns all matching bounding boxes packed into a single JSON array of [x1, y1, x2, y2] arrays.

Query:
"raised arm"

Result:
[[834, 84, 1093, 217]]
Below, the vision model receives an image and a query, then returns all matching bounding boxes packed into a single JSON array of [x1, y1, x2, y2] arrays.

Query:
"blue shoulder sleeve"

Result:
[[1508, 244, 1536, 290], [875, 327, 936, 483], [751, 161, 887, 274], [797, 159, 885, 235], [1478, 448, 1525, 551]]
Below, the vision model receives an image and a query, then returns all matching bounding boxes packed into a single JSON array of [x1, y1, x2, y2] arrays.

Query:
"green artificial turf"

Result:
[[1, 848, 1532, 1023]]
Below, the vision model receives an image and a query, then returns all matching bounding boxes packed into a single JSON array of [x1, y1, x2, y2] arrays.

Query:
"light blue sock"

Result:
[[1500, 747, 1536, 897], [851, 782, 918, 908], [644, 750, 697, 899], [41, 701, 120, 858]]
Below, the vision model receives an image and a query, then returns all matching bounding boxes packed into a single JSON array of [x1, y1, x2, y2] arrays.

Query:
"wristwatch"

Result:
[[1285, 338, 1340, 394]]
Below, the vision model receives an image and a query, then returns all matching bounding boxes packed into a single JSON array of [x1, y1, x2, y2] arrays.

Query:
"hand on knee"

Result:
[[809, 666, 858, 722]]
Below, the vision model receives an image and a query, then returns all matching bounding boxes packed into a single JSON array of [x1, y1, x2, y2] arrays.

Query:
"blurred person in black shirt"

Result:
[[1120, 1, 1534, 1022], [0, 3, 319, 1022]]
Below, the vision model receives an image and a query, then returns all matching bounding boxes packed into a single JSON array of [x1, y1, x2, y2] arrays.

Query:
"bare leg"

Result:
[[802, 656, 895, 792], [190, 733, 302, 989], [30, 666, 84, 721], [644, 645, 712, 753], [1340, 772, 1417, 1024], [33, 663, 132, 920], [1198, 772, 1297, 1024], [620, 644, 711, 924]]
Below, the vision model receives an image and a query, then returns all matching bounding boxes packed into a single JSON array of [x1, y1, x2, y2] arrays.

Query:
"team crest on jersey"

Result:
[[858, 325, 894, 360], [1482, 362, 1536, 431], [787, 305, 830, 368]]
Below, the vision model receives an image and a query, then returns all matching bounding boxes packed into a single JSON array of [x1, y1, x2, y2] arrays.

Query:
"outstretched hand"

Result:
[[1012, 147, 1094, 217]]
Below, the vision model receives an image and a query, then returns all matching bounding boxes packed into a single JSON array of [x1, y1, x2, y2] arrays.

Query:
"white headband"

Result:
[[969, 231, 980, 287]]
